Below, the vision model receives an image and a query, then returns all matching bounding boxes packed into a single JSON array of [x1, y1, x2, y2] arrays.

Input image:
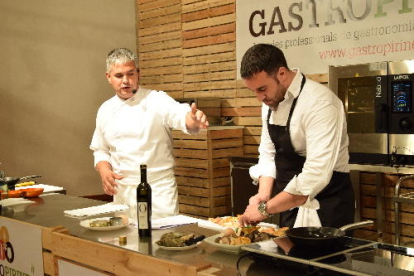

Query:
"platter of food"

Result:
[[80, 216, 127, 231], [156, 232, 205, 251], [203, 225, 289, 253]]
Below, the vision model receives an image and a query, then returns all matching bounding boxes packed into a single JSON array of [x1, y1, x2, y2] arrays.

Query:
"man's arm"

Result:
[[240, 191, 308, 226]]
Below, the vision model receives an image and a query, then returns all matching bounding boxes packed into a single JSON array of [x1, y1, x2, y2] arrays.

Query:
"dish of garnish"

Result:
[[80, 217, 127, 231], [156, 232, 205, 251]]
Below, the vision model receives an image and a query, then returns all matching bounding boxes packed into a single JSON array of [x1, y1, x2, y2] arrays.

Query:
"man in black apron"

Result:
[[239, 44, 355, 228]]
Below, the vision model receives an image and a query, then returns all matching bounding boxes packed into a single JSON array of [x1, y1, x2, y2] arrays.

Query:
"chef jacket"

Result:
[[90, 86, 191, 177], [250, 69, 350, 203]]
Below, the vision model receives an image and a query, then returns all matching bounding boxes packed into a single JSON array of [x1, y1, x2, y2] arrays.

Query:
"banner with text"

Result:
[[0, 217, 43, 276], [236, 0, 414, 77]]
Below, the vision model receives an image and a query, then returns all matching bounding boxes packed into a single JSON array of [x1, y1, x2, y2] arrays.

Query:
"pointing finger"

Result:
[[191, 102, 197, 115]]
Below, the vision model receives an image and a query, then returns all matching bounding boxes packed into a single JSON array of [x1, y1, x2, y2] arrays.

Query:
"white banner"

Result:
[[0, 217, 44, 276], [236, 0, 414, 77]]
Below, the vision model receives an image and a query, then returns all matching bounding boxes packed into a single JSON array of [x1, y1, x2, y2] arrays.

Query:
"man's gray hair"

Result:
[[106, 48, 138, 73]]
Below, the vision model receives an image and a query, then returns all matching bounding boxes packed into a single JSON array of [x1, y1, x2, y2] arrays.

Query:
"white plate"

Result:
[[203, 234, 249, 253], [156, 241, 201, 251], [80, 217, 127, 231]]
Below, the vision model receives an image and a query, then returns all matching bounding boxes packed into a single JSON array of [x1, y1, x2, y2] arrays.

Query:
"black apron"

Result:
[[267, 75, 355, 228]]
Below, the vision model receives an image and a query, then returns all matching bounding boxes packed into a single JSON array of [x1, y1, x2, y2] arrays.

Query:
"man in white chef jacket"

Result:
[[239, 44, 355, 228], [90, 48, 209, 222]]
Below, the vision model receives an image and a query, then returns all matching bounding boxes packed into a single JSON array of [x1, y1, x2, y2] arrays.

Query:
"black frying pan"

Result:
[[286, 220, 374, 248], [1, 175, 41, 190]]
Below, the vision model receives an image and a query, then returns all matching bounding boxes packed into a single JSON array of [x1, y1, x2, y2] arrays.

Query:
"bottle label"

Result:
[[138, 202, 149, 229]]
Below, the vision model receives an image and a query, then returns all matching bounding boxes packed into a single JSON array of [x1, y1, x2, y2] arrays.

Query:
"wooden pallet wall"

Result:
[[173, 127, 244, 218], [137, 0, 183, 99], [137, 0, 331, 158]]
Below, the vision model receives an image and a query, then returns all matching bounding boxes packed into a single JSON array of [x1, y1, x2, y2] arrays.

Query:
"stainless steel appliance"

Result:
[[329, 60, 414, 166], [244, 236, 414, 275]]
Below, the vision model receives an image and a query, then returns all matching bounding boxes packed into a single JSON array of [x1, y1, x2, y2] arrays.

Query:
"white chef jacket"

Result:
[[90, 86, 191, 220], [250, 69, 350, 203]]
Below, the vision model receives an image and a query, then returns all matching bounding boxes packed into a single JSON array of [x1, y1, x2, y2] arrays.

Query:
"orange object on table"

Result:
[[7, 190, 23, 198], [20, 188, 44, 198]]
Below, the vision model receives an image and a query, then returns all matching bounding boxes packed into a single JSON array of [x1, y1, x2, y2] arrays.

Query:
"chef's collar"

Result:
[[284, 69, 303, 100]]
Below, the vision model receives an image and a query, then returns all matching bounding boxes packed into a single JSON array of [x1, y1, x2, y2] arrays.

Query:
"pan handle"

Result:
[[339, 220, 374, 232], [19, 175, 42, 181]]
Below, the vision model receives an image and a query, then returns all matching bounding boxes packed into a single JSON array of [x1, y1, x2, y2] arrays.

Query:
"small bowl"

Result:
[[110, 217, 124, 226], [20, 188, 44, 198]]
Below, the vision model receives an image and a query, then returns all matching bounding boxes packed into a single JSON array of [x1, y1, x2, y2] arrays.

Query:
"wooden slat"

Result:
[[182, 14, 235, 31], [183, 80, 236, 91], [175, 158, 208, 169], [244, 135, 260, 145], [172, 130, 208, 139], [140, 31, 181, 45], [183, 22, 235, 40], [140, 48, 182, 61], [140, 56, 182, 68], [174, 139, 208, 149], [179, 203, 231, 218], [139, 0, 181, 11], [140, 13, 181, 29], [183, 51, 235, 65], [182, 42, 235, 57], [182, 3, 234, 23], [183, 33, 235, 49], [139, 39, 182, 52], [244, 126, 262, 136], [209, 128, 243, 139], [221, 107, 261, 117], [140, 22, 181, 37], [140, 3, 181, 20], [178, 195, 230, 208], [233, 116, 262, 126], [183, 61, 236, 74], [211, 137, 242, 149], [182, 0, 234, 13]]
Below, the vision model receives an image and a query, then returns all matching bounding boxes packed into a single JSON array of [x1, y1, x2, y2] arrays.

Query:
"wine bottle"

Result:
[[137, 164, 152, 237]]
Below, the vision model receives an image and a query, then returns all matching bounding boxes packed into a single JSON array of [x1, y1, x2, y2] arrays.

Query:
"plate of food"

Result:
[[203, 226, 289, 253], [80, 216, 127, 231], [156, 232, 205, 251], [199, 215, 281, 231]]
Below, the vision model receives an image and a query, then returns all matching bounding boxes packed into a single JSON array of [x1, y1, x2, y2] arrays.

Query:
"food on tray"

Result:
[[208, 216, 289, 237], [260, 226, 289, 237], [212, 222, 290, 246], [208, 216, 241, 228], [156, 232, 202, 247]]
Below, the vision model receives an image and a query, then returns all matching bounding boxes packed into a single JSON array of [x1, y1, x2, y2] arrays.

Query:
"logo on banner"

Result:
[[0, 226, 14, 263]]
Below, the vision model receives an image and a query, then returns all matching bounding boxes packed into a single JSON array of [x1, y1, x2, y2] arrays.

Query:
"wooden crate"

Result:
[[173, 126, 243, 218]]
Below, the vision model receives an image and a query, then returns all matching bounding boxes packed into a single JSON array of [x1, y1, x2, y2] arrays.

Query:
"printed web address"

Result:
[[319, 40, 414, 59]]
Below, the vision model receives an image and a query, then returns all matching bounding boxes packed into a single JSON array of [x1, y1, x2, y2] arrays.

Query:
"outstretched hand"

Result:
[[185, 103, 209, 132]]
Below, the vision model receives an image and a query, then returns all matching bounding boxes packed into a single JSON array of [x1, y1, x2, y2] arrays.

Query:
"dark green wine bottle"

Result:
[[137, 164, 151, 237]]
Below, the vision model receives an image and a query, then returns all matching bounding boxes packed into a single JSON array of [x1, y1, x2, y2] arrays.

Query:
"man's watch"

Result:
[[258, 201, 273, 218]]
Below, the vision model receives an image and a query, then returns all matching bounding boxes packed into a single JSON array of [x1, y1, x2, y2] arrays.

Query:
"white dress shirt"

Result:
[[250, 69, 350, 202], [90, 86, 190, 177]]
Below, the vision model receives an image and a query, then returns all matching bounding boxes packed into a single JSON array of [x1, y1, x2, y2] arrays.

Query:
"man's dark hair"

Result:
[[240, 44, 289, 79]]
